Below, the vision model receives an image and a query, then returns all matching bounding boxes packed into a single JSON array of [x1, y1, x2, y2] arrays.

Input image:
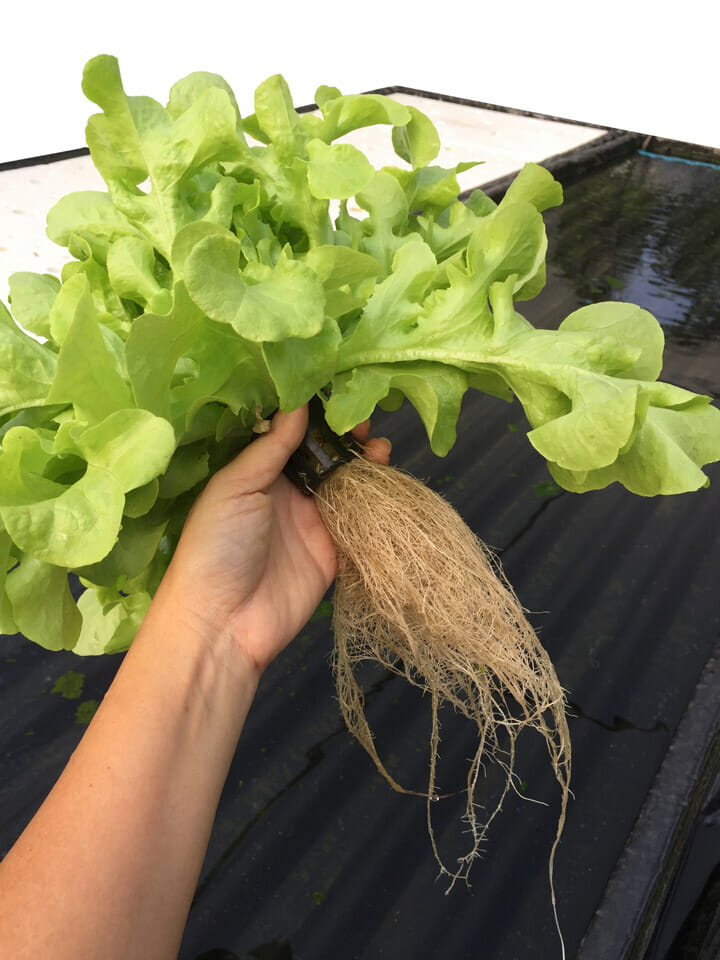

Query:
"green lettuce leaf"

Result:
[[306, 139, 374, 199], [124, 282, 206, 422], [331, 230, 720, 480], [384, 161, 482, 216], [7, 272, 61, 340], [0, 410, 174, 567], [303, 245, 380, 319], [106, 236, 173, 315], [263, 316, 342, 411], [5, 555, 81, 650], [184, 233, 326, 341], [308, 90, 411, 143], [45, 275, 132, 421], [76, 514, 168, 586], [392, 105, 441, 169], [0, 301, 57, 417], [327, 362, 468, 456], [82, 54, 248, 259], [546, 386, 720, 495], [0, 529, 19, 635], [251, 74, 308, 161], [46, 190, 145, 266], [74, 587, 151, 655]]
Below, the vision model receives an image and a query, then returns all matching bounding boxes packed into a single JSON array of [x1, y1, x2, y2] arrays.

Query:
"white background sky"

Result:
[[1, 0, 717, 164]]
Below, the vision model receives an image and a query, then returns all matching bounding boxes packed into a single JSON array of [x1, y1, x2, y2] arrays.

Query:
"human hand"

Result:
[[156, 406, 390, 674]]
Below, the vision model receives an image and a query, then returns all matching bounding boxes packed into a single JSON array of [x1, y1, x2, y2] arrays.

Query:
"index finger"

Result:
[[351, 420, 371, 444]]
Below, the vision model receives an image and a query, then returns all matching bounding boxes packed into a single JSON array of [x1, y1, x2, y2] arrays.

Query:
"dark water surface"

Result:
[[1, 149, 719, 960], [544, 150, 720, 346]]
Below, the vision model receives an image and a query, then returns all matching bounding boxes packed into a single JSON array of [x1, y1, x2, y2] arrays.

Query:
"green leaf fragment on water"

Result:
[[310, 600, 333, 622], [75, 700, 99, 724], [534, 481, 563, 498], [52, 669, 86, 699]]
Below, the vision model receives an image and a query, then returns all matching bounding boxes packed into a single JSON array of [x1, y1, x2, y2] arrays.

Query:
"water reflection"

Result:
[[545, 151, 720, 345]]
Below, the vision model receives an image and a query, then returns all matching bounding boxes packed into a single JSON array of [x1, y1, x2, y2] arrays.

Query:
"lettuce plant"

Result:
[[1, 55, 719, 656]]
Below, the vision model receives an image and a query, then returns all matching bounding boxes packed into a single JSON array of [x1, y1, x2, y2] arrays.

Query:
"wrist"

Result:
[[137, 582, 263, 726]]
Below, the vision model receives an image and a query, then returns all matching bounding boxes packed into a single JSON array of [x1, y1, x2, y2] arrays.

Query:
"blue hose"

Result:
[[637, 148, 720, 171]]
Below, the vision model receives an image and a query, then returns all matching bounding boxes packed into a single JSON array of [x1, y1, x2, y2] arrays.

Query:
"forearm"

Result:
[[0, 588, 259, 960]]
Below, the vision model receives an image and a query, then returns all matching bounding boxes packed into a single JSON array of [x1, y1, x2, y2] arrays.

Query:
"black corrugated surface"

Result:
[[2, 148, 720, 960]]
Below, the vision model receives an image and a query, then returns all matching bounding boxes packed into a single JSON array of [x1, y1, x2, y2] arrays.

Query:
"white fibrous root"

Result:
[[315, 456, 571, 893]]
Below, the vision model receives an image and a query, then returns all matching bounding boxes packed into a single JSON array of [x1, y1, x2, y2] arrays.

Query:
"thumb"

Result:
[[218, 406, 309, 494]]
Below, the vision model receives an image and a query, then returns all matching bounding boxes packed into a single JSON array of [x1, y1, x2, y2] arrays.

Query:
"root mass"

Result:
[[315, 456, 571, 892]]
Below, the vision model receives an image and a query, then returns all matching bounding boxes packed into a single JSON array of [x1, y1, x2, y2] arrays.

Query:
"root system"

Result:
[[315, 455, 571, 898]]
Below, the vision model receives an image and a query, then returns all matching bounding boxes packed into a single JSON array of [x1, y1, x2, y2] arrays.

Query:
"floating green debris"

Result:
[[74, 700, 99, 725], [534, 481, 563, 498], [51, 669, 85, 700], [310, 600, 333, 622]]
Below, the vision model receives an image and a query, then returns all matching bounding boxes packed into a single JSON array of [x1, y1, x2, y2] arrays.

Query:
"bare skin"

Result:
[[0, 406, 390, 960]]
